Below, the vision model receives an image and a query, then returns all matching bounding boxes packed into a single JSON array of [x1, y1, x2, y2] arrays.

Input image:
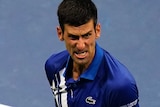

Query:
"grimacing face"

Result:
[[57, 19, 101, 68]]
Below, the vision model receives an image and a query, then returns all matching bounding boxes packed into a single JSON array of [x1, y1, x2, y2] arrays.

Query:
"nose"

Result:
[[76, 38, 85, 50]]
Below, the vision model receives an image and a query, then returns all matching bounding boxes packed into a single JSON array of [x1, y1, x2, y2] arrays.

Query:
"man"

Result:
[[45, 0, 139, 107]]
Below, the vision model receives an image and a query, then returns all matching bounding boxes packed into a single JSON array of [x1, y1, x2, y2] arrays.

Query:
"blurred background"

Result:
[[0, 0, 160, 107]]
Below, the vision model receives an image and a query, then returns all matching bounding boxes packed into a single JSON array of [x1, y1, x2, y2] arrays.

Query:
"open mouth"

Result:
[[74, 51, 87, 59]]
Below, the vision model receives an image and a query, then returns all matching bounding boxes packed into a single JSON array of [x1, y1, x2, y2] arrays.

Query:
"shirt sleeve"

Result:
[[109, 82, 139, 107], [45, 50, 69, 85]]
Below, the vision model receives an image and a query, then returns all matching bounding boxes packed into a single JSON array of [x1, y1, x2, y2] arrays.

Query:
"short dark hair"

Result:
[[57, 0, 97, 32]]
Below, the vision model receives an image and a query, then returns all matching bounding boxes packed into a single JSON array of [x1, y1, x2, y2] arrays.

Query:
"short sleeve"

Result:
[[109, 82, 139, 107]]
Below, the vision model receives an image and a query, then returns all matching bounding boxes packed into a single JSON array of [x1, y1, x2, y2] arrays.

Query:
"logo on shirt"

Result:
[[85, 96, 96, 105]]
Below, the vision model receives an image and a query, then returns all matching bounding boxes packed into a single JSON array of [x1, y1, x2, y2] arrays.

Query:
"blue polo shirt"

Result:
[[45, 44, 139, 107]]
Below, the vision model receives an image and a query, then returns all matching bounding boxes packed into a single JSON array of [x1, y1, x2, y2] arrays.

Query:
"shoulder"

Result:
[[101, 50, 139, 106], [45, 50, 69, 85], [102, 49, 136, 83], [45, 50, 69, 70]]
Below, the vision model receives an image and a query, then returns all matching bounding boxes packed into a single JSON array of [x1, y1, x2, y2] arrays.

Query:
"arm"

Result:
[[110, 82, 139, 107], [44, 50, 69, 107]]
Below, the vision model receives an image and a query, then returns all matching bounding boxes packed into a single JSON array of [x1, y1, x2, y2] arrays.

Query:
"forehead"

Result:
[[64, 19, 94, 35]]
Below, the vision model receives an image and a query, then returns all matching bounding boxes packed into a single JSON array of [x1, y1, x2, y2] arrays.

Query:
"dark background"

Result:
[[0, 0, 160, 107]]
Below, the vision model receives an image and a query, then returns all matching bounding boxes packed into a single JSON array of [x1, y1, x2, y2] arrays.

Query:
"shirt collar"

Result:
[[64, 43, 103, 81]]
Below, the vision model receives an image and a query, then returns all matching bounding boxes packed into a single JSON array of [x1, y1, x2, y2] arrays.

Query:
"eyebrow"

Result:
[[68, 30, 92, 37]]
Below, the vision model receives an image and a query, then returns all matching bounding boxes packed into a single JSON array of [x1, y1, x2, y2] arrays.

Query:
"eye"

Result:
[[83, 33, 91, 38], [68, 34, 79, 40]]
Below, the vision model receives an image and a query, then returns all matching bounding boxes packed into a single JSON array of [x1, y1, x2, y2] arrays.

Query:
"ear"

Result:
[[57, 26, 64, 41], [95, 23, 101, 39]]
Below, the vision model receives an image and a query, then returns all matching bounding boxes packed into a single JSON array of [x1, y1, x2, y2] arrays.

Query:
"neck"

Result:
[[72, 63, 87, 80]]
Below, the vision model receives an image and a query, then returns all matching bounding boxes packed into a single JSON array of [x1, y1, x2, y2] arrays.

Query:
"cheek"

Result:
[[64, 40, 75, 51], [89, 38, 96, 48], [65, 40, 75, 47], [88, 37, 96, 46]]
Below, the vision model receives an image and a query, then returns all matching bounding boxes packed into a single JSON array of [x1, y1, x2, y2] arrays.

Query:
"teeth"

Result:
[[76, 52, 86, 55], [75, 51, 87, 58]]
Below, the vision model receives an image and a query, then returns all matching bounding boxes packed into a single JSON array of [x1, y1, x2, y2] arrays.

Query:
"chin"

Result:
[[75, 59, 89, 65]]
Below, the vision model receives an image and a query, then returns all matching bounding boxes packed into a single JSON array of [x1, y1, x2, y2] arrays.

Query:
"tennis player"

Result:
[[45, 0, 139, 107]]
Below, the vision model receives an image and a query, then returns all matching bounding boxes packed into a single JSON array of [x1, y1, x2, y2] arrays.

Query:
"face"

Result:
[[57, 19, 101, 68]]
